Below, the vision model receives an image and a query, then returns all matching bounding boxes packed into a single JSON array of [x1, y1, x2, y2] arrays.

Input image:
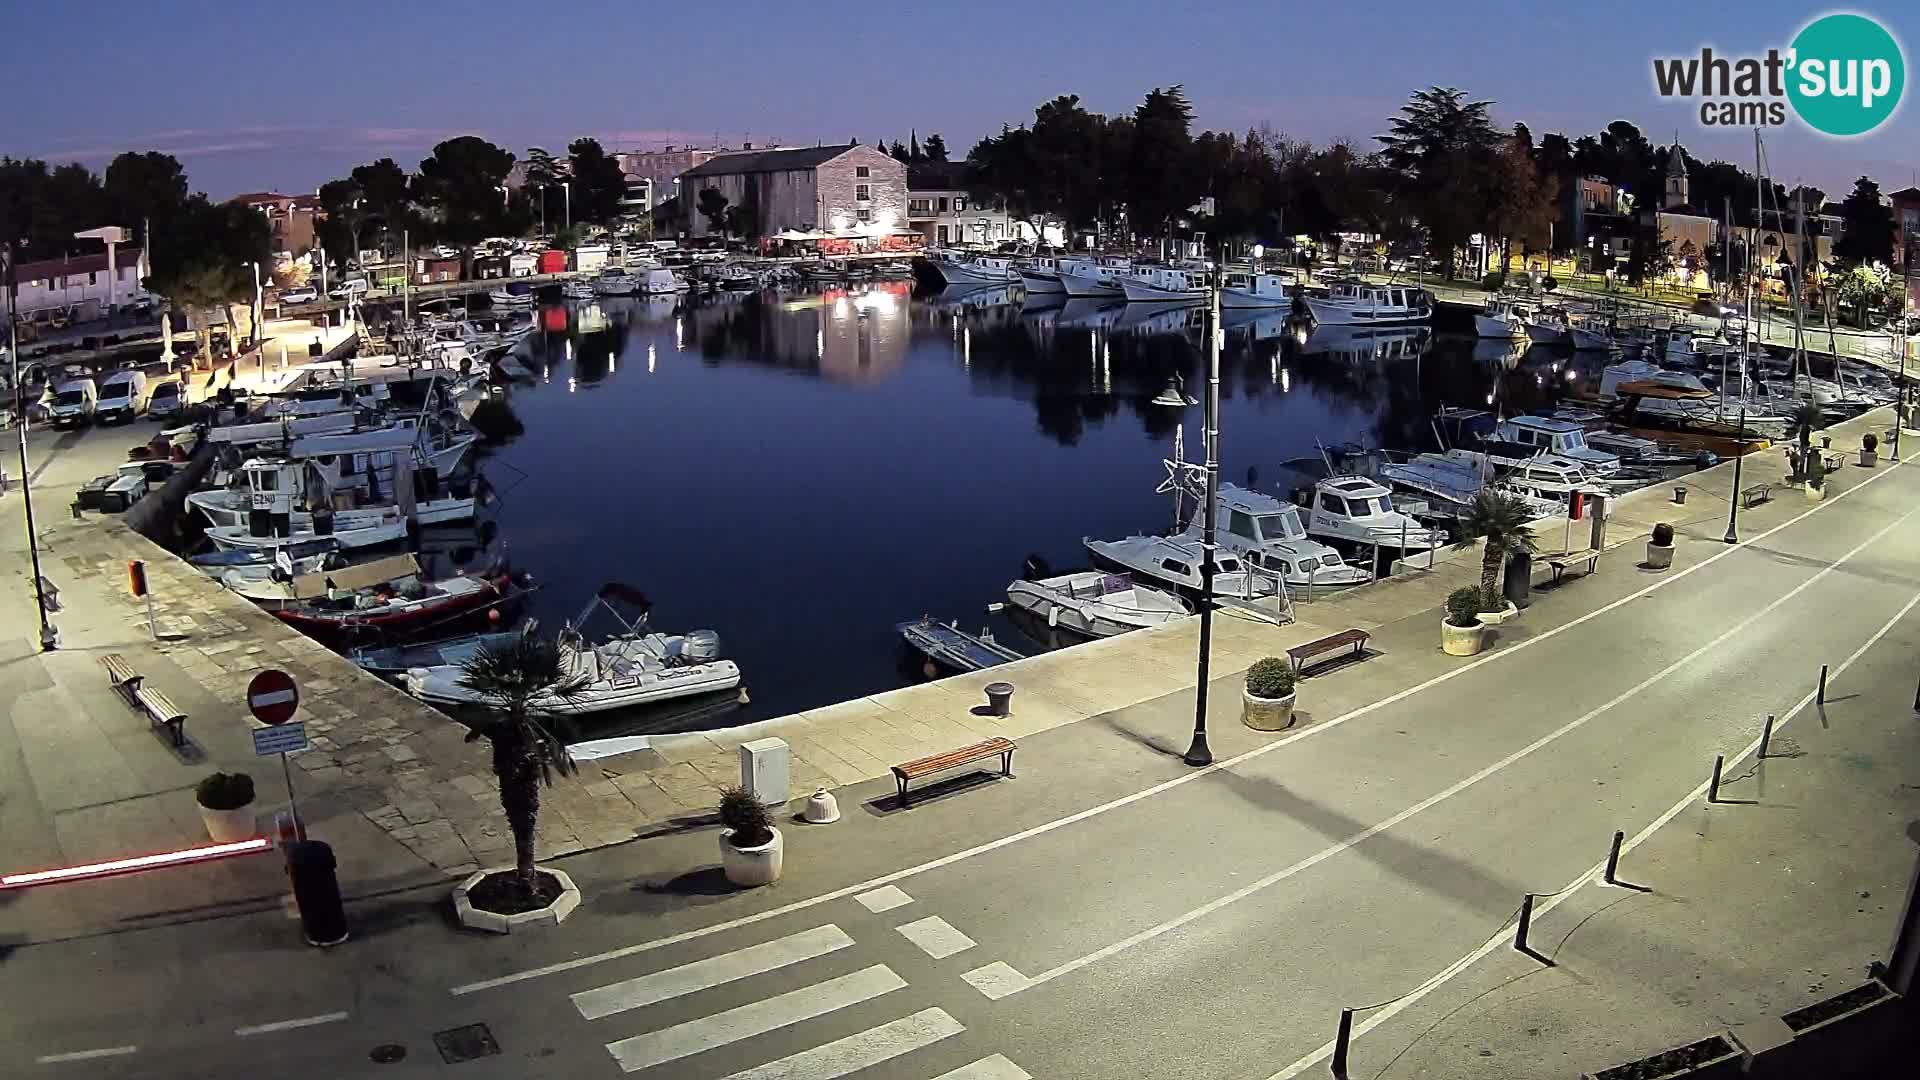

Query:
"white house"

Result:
[[10, 243, 149, 319], [906, 163, 1062, 248]]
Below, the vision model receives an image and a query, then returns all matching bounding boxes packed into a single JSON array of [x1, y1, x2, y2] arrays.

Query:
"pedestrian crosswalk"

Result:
[[559, 896, 1032, 1078]]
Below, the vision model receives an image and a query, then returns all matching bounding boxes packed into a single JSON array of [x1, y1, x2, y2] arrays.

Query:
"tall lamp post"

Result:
[[1186, 266, 1224, 767], [4, 242, 57, 650], [1723, 405, 1746, 544], [563, 181, 572, 233]]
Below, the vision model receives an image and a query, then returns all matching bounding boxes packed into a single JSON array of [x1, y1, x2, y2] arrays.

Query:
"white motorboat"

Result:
[[1300, 476, 1449, 553], [1220, 271, 1301, 309], [1665, 331, 1731, 366], [188, 451, 479, 532], [1119, 264, 1209, 304], [1524, 306, 1572, 345], [1475, 297, 1531, 339], [489, 287, 533, 307], [1301, 280, 1430, 325], [1017, 255, 1070, 295], [561, 278, 598, 300], [215, 545, 344, 585], [1485, 415, 1621, 475], [403, 585, 741, 714], [1186, 483, 1373, 588], [931, 251, 1019, 287], [591, 269, 639, 296], [205, 511, 408, 552], [633, 263, 688, 294], [1058, 257, 1133, 298], [1084, 534, 1279, 602], [1379, 449, 1558, 521], [1567, 314, 1615, 351], [1005, 565, 1191, 637]]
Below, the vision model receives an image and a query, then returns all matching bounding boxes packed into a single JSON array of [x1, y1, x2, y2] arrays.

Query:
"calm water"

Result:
[[479, 284, 1593, 737]]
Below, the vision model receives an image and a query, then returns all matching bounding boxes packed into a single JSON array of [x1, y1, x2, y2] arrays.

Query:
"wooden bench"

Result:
[[1286, 628, 1370, 675], [1547, 551, 1600, 586], [134, 685, 188, 747], [892, 737, 1015, 807], [1741, 483, 1775, 509], [100, 653, 143, 694]]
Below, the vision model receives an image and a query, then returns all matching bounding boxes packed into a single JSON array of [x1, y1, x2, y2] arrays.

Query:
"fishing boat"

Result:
[[1524, 306, 1573, 345], [1005, 560, 1191, 638], [1084, 534, 1281, 602], [1119, 264, 1209, 304], [189, 535, 339, 570], [1379, 450, 1559, 521], [930, 251, 1019, 287], [1298, 476, 1449, 553], [489, 285, 534, 307], [1220, 271, 1300, 309], [349, 628, 526, 678], [1606, 380, 1774, 456], [1567, 314, 1616, 351], [1475, 297, 1532, 339], [404, 584, 739, 712], [633, 263, 688, 294], [204, 511, 409, 552], [1185, 484, 1373, 588], [1017, 254, 1071, 295], [897, 616, 1022, 673], [1058, 256, 1133, 298], [1301, 280, 1431, 325], [561, 278, 598, 300], [216, 545, 346, 586], [591, 269, 639, 296], [240, 554, 524, 639], [188, 457, 478, 533], [1484, 415, 1622, 475]]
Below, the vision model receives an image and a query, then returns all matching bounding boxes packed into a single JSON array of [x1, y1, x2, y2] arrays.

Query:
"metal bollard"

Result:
[[1707, 755, 1726, 803], [1514, 893, 1535, 953], [1330, 1007, 1354, 1079], [1603, 830, 1625, 885], [1758, 714, 1775, 759], [1817, 664, 1829, 705]]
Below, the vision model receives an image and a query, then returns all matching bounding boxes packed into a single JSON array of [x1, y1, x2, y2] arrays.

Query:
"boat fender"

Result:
[[1023, 553, 1051, 579], [737, 687, 751, 705], [1047, 605, 1059, 629]]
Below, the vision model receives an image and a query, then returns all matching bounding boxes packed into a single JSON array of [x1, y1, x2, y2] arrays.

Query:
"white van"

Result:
[[47, 378, 98, 428], [146, 379, 184, 419], [96, 369, 149, 424]]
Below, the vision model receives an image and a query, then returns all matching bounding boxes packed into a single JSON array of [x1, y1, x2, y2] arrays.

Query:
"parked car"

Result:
[[328, 279, 371, 301], [95, 369, 148, 424], [146, 379, 184, 419], [280, 286, 320, 304], [46, 378, 98, 428]]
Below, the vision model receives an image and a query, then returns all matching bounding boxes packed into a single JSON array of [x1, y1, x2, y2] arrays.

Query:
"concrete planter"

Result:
[[1441, 618, 1485, 656], [1646, 542, 1674, 570], [198, 802, 256, 843], [1804, 482, 1826, 502], [452, 866, 582, 934], [1477, 600, 1519, 625], [1242, 688, 1297, 731], [1860, 449, 1878, 467], [1582, 1033, 1747, 1080], [721, 826, 784, 887], [1745, 980, 1902, 1080]]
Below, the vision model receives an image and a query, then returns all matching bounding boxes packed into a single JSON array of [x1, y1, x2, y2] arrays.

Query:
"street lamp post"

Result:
[[1187, 266, 1224, 768], [4, 242, 57, 650], [1724, 405, 1746, 544], [563, 182, 571, 232]]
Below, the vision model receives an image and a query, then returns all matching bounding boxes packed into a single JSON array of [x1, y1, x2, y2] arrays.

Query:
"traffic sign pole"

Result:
[[281, 751, 303, 842], [247, 670, 305, 839]]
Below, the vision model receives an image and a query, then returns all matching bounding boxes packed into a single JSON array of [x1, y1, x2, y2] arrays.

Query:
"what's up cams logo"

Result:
[[1653, 12, 1904, 136]]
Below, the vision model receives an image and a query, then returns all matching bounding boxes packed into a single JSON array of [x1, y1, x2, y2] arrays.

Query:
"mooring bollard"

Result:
[[1817, 664, 1830, 705], [1330, 1007, 1354, 1080], [1758, 714, 1775, 759], [1514, 893, 1535, 953], [1707, 754, 1726, 803], [1604, 830, 1625, 885]]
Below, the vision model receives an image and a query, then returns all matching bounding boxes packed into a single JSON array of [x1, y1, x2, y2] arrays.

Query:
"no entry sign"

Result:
[[247, 669, 300, 725]]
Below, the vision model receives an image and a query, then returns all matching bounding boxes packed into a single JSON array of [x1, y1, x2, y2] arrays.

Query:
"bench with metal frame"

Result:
[[892, 737, 1015, 807], [1547, 551, 1600, 586], [1741, 483, 1775, 509], [1286, 628, 1370, 676], [99, 653, 188, 746]]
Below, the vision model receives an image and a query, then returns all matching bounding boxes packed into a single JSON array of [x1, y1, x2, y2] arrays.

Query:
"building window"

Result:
[[855, 184, 871, 202], [937, 197, 950, 213], [856, 208, 872, 224], [955, 198, 967, 212], [856, 166, 870, 178], [89, 272, 98, 285], [909, 199, 930, 215]]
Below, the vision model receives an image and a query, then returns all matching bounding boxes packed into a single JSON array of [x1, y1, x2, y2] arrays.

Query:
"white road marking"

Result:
[[961, 961, 1032, 1000], [605, 964, 906, 1074], [233, 1011, 349, 1037], [896, 915, 977, 959], [573, 924, 854, 1020], [716, 1007, 962, 1080], [449, 452, 1907, 997], [35, 1046, 138, 1064], [1264, 582, 1920, 1080], [933, 1054, 1036, 1080], [854, 885, 914, 913]]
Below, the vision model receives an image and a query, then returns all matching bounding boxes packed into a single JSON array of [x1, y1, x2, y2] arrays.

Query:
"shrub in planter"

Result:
[[1480, 271, 1506, 292], [195, 771, 257, 842], [718, 786, 783, 887], [1652, 522, 1675, 546], [1861, 431, 1879, 466], [1442, 586, 1487, 656], [1647, 521, 1676, 570], [1243, 657, 1298, 731]]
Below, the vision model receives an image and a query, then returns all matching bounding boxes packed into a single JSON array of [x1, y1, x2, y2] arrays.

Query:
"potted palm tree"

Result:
[[1441, 586, 1486, 656], [1242, 657, 1298, 731], [1463, 491, 1536, 624], [195, 771, 256, 842], [1647, 522, 1675, 570], [1861, 431, 1878, 467], [451, 631, 588, 928], [718, 786, 783, 887]]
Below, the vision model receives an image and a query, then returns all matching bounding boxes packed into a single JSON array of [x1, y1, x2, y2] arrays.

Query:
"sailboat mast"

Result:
[[1747, 129, 1761, 399]]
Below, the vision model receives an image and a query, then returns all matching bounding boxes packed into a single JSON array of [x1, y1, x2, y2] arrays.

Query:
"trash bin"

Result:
[[286, 840, 349, 946], [1503, 552, 1532, 609]]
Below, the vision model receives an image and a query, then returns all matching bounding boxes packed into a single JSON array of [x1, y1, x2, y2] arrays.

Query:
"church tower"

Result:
[[1663, 143, 1689, 210]]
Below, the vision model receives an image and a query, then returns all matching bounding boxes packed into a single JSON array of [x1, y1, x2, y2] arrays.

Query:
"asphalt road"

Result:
[[6, 455, 1919, 1079]]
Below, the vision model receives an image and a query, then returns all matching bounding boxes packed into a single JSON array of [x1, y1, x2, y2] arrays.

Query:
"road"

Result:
[[6, 450, 1919, 1078]]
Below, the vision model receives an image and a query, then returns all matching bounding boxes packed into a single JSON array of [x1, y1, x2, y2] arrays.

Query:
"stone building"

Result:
[[230, 192, 321, 257], [677, 144, 906, 240]]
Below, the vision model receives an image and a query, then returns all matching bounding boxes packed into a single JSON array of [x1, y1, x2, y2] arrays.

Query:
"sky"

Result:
[[9, 1, 1917, 202]]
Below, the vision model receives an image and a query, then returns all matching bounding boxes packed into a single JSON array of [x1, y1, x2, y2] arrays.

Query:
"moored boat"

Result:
[[1004, 562, 1191, 638]]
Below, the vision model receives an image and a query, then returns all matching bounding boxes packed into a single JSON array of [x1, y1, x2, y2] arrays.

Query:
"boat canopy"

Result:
[[287, 553, 419, 600]]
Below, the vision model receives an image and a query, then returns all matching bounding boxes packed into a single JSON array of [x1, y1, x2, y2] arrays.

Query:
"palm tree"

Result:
[[457, 632, 587, 892], [1463, 492, 1539, 606], [1789, 401, 1823, 482]]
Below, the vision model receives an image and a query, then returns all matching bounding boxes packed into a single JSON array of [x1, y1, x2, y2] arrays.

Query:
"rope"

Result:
[[1342, 903, 1525, 1014]]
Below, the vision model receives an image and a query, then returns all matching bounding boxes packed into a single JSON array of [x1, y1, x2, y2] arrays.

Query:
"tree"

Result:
[[1378, 87, 1499, 278], [1463, 492, 1538, 608], [888, 140, 910, 164], [1834, 176, 1895, 267], [103, 151, 188, 234], [145, 195, 269, 343], [413, 136, 518, 250], [456, 633, 586, 893], [697, 187, 731, 237], [923, 133, 949, 163], [909, 129, 922, 163], [567, 137, 628, 226], [1486, 129, 1558, 271], [1833, 260, 1892, 326], [350, 157, 416, 234], [1126, 86, 1200, 249]]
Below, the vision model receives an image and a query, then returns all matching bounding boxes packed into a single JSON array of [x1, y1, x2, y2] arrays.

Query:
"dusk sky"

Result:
[[13, 1, 1917, 201]]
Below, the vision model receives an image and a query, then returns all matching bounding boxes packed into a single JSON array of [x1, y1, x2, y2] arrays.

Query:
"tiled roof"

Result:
[[681, 145, 856, 178]]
